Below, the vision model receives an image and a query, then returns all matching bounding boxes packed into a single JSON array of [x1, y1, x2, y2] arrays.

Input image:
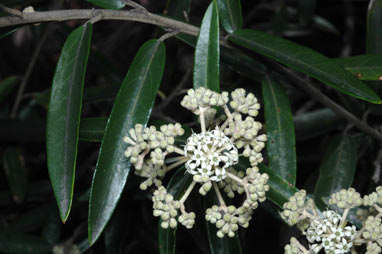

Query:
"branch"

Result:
[[0, 8, 199, 37], [275, 65, 382, 141]]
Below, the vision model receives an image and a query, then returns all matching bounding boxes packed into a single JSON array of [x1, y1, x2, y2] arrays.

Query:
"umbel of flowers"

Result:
[[123, 87, 269, 237], [282, 186, 382, 254]]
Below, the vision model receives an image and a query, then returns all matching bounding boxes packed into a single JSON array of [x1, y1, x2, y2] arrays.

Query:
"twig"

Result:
[[0, 3, 23, 17], [11, 25, 54, 118], [274, 66, 382, 141], [125, 0, 148, 14], [159, 30, 180, 42], [0, 9, 200, 37]]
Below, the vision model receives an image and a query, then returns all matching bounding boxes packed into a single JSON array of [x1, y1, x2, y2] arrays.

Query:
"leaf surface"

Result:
[[367, 0, 382, 54], [314, 135, 357, 209], [0, 76, 20, 103], [88, 39, 166, 245], [229, 29, 381, 103], [333, 54, 382, 81], [217, 0, 242, 33], [46, 24, 92, 222], [262, 76, 296, 185], [194, 1, 220, 92]]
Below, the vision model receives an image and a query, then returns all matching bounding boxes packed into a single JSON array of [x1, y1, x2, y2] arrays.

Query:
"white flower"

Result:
[[184, 128, 238, 182]]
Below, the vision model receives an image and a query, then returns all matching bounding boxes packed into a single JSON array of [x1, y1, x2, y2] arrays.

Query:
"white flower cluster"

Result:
[[305, 210, 356, 254], [230, 88, 261, 117], [124, 87, 269, 237], [205, 205, 252, 238], [124, 123, 185, 189], [184, 129, 238, 182], [282, 186, 382, 254], [180, 87, 229, 114], [152, 186, 180, 229], [281, 190, 309, 226], [363, 186, 382, 206], [284, 237, 301, 254], [242, 167, 269, 209], [329, 188, 363, 209], [224, 113, 267, 166], [362, 216, 382, 247]]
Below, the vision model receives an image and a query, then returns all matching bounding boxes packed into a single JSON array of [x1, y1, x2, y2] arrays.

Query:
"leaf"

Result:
[[158, 167, 193, 254], [228, 29, 381, 104], [88, 39, 166, 245], [333, 54, 382, 81], [2, 147, 27, 204], [79, 117, 108, 142], [0, 76, 20, 103], [298, 0, 316, 26], [217, 0, 242, 33], [194, 1, 220, 92], [314, 135, 357, 209], [41, 207, 62, 245], [166, 0, 192, 21], [0, 232, 52, 254], [367, 0, 382, 54], [46, 23, 92, 222], [237, 159, 297, 208], [87, 0, 126, 9], [262, 76, 296, 185], [204, 192, 242, 254], [294, 108, 341, 140]]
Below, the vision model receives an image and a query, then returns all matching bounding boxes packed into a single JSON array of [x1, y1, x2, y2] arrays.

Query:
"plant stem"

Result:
[[213, 182, 227, 207], [179, 180, 196, 204], [0, 9, 200, 37]]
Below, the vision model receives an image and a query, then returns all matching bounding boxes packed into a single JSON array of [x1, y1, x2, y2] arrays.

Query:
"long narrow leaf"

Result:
[[88, 39, 166, 245], [333, 54, 382, 81], [46, 24, 92, 222], [314, 135, 357, 209], [229, 29, 381, 103], [194, 1, 220, 92], [367, 0, 382, 54], [262, 76, 296, 185], [217, 0, 243, 33]]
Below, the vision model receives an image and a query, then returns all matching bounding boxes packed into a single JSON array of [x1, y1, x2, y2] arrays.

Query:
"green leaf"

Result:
[[166, 0, 192, 21], [87, 0, 126, 9], [333, 54, 382, 81], [229, 29, 381, 103], [2, 147, 27, 204], [0, 76, 20, 103], [367, 0, 382, 54], [88, 39, 166, 245], [298, 0, 316, 26], [194, 1, 220, 92], [0, 232, 52, 254], [314, 135, 357, 209], [46, 24, 92, 222], [204, 192, 242, 254], [158, 167, 192, 254], [217, 0, 242, 33], [294, 108, 341, 140], [79, 117, 108, 142], [41, 207, 62, 245], [262, 76, 296, 185], [237, 159, 297, 208]]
